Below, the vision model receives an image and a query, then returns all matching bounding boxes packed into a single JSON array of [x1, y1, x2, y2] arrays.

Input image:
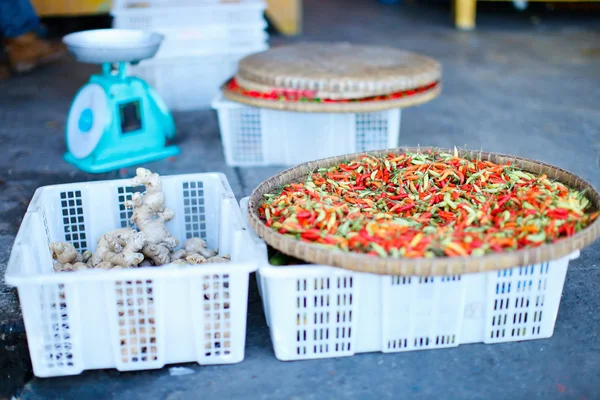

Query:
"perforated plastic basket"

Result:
[[111, 0, 266, 30], [113, 0, 222, 9], [212, 95, 402, 167], [145, 25, 267, 59], [131, 48, 267, 111], [4, 174, 263, 378], [240, 198, 577, 361], [110, 23, 268, 59]]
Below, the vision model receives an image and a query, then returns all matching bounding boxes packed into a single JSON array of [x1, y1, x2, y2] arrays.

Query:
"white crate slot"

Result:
[[107, 278, 166, 371], [5, 174, 262, 378], [381, 275, 466, 353], [483, 263, 566, 343]]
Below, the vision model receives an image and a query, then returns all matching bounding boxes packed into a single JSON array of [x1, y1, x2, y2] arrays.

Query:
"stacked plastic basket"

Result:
[[111, 0, 269, 110], [241, 147, 600, 362], [213, 43, 442, 167]]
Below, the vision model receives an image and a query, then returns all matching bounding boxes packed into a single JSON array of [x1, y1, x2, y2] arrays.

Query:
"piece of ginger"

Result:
[[125, 168, 179, 265], [206, 255, 231, 263], [103, 231, 146, 267], [91, 228, 138, 267], [50, 242, 83, 264], [184, 238, 217, 258], [185, 253, 206, 264]]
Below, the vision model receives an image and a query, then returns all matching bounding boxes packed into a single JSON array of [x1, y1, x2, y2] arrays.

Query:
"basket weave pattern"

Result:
[[248, 147, 600, 276], [237, 43, 441, 99], [224, 43, 442, 113]]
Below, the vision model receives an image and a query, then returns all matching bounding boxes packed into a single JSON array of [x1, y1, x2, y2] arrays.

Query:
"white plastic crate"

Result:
[[212, 95, 402, 167], [113, 0, 223, 8], [4, 174, 263, 378], [146, 24, 268, 59], [131, 48, 267, 111], [111, 1, 267, 31], [240, 198, 576, 361]]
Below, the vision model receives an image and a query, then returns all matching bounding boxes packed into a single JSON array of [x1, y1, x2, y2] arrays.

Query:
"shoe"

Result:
[[0, 63, 10, 80], [4, 32, 66, 74]]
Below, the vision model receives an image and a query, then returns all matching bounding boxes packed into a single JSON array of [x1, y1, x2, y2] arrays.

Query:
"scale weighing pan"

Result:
[[63, 29, 164, 65]]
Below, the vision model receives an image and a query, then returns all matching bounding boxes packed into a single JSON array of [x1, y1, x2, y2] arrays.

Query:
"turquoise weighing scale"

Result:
[[62, 29, 179, 173]]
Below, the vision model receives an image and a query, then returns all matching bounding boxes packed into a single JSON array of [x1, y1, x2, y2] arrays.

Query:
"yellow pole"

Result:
[[265, 0, 303, 36], [455, 0, 477, 30]]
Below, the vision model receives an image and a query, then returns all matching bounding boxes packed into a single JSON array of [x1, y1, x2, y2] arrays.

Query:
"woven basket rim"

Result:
[[247, 147, 600, 276], [222, 83, 442, 112], [235, 42, 442, 101]]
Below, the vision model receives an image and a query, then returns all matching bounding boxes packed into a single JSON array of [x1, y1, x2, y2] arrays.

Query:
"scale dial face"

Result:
[[66, 83, 110, 159]]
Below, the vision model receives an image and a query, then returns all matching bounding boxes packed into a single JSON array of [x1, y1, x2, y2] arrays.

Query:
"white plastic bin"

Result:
[[212, 95, 402, 167], [111, 1, 267, 30], [113, 0, 223, 9], [147, 24, 268, 59], [5, 174, 263, 378], [131, 48, 267, 111], [240, 198, 576, 361]]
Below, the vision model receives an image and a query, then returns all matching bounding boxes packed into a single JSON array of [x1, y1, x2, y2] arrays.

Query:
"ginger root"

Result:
[[96, 262, 114, 270], [103, 231, 146, 267], [51, 242, 93, 272], [172, 238, 225, 265], [185, 254, 206, 264], [50, 167, 229, 272], [53, 261, 91, 272], [125, 168, 179, 266], [184, 238, 217, 259], [50, 242, 83, 264], [71, 262, 89, 271], [170, 249, 187, 261], [91, 228, 135, 267], [206, 255, 231, 263]]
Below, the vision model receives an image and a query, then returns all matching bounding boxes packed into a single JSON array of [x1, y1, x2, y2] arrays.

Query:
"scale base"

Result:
[[64, 146, 180, 174]]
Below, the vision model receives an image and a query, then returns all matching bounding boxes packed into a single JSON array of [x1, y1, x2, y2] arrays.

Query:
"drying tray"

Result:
[[247, 147, 600, 276], [222, 43, 442, 113]]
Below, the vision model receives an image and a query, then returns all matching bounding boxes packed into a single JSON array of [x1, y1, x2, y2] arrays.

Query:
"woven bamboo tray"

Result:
[[247, 147, 600, 276], [222, 42, 442, 113]]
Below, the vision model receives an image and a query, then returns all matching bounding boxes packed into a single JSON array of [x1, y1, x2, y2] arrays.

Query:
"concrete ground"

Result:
[[1, 0, 600, 398]]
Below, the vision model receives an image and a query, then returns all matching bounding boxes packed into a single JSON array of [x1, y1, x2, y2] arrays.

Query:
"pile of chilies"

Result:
[[226, 78, 439, 103], [259, 150, 598, 258]]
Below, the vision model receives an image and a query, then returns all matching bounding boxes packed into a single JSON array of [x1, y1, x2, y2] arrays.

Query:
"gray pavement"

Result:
[[1, 0, 600, 398]]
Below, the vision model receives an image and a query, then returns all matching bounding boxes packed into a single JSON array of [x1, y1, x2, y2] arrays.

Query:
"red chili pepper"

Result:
[[497, 195, 512, 208], [390, 203, 414, 213], [300, 230, 320, 240], [546, 208, 569, 219], [296, 211, 312, 219], [339, 164, 360, 171], [258, 150, 595, 260]]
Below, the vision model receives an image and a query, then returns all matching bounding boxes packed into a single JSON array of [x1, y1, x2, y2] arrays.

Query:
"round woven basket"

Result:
[[247, 147, 600, 276], [222, 42, 442, 113]]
